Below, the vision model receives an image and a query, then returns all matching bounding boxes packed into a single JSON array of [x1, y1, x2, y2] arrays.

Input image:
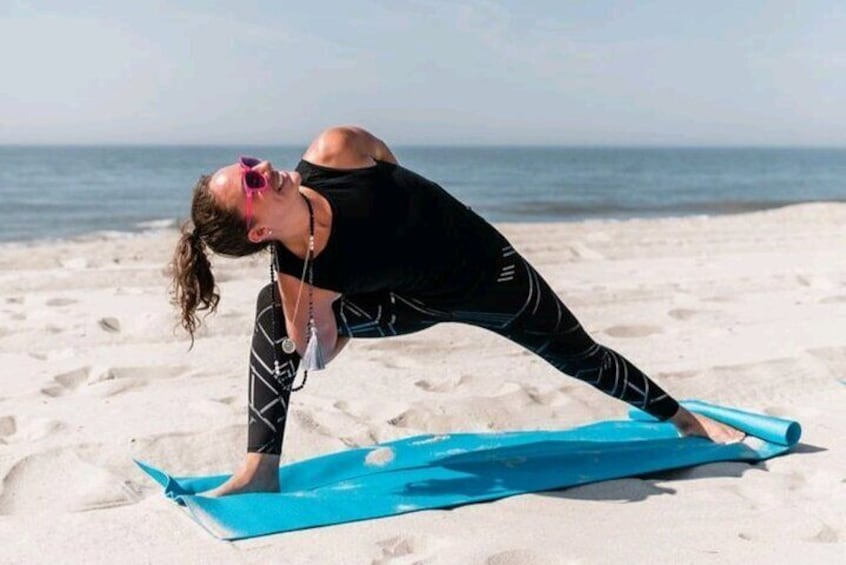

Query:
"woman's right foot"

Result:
[[202, 453, 281, 497], [204, 473, 280, 497]]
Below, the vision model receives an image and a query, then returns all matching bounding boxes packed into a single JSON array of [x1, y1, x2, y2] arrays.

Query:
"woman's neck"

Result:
[[275, 188, 330, 260]]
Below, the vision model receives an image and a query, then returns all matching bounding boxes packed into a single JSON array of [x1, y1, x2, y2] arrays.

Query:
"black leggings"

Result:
[[247, 243, 680, 454]]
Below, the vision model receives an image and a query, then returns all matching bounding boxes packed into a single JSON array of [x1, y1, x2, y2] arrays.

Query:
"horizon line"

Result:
[[2, 142, 846, 150]]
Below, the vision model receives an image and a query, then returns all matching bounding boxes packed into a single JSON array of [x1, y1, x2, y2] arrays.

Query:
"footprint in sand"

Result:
[[373, 535, 431, 565], [41, 365, 190, 398], [603, 324, 662, 338], [0, 447, 140, 515], [704, 295, 735, 303], [668, 308, 704, 321], [20, 418, 66, 442], [569, 242, 604, 260], [389, 393, 534, 431], [414, 374, 477, 393], [655, 370, 698, 381], [807, 346, 846, 377], [57, 257, 87, 269], [486, 549, 549, 565], [46, 297, 77, 307], [293, 410, 336, 438], [130, 426, 244, 466], [88, 378, 147, 398], [86, 364, 191, 397], [388, 407, 429, 429], [40, 367, 89, 397], [494, 382, 555, 408], [805, 524, 840, 544], [372, 357, 416, 370], [0, 416, 16, 441], [98, 317, 121, 333], [213, 395, 238, 406], [100, 365, 190, 381], [796, 274, 836, 290]]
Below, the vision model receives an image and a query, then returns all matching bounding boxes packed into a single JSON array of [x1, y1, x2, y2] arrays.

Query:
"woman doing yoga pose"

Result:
[[171, 126, 745, 496]]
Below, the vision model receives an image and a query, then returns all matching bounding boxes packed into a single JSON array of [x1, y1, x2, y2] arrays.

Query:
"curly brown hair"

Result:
[[170, 174, 267, 345]]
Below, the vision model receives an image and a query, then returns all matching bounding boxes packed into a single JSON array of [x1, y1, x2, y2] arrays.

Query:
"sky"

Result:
[[1, 0, 844, 146]]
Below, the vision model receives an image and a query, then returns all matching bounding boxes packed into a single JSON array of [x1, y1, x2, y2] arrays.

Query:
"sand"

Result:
[[0, 203, 844, 564]]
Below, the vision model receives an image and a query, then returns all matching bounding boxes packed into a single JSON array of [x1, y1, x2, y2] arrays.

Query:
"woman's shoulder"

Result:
[[302, 125, 386, 169], [303, 126, 397, 169]]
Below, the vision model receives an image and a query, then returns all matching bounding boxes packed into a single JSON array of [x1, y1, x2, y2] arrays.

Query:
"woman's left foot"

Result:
[[670, 407, 747, 444]]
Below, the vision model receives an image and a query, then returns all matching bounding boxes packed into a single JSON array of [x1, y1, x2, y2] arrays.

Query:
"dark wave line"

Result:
[[481, 197, 846, 221]]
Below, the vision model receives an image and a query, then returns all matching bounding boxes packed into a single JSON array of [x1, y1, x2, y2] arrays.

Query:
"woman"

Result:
[[171, 125, 745, 496]]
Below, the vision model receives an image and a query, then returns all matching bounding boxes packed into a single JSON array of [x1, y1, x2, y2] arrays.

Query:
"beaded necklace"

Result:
[[268, 193, 317, 391]]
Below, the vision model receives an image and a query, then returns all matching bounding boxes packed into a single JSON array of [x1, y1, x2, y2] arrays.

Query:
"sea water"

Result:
[[1, 145, 844, 243]]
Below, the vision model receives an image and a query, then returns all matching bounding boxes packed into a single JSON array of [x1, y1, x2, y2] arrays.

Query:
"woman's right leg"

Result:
[[247, 286, 443, 456], [247, 282, 301, 455], [214, 286, 461, 495], [206, 283, 299, 495]]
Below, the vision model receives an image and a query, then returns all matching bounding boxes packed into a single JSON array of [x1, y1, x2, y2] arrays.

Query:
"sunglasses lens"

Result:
[[244, 170, 266, 189], [240, 156, 261, 168]]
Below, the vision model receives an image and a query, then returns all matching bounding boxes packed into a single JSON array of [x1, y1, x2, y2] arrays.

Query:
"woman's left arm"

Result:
[[311, 297, 349, 364], [278, 274, 346, 364]]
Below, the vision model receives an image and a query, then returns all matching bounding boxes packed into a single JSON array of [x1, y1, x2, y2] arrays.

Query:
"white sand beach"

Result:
[[1, 203, 844, 564]]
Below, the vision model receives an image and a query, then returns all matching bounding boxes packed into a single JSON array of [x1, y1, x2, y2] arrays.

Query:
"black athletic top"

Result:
[[273, 159, 509, 300]]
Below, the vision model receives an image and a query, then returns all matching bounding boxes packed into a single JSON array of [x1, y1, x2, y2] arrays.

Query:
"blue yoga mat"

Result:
[[135, 400, 801, 540]]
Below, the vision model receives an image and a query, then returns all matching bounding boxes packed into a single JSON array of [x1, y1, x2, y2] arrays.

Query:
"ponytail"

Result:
[[171, 221, 220, 346], [170, 173, 268, 346]]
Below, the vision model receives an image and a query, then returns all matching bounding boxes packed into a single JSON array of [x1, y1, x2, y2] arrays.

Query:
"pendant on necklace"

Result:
[[281, 337, 297, 354]]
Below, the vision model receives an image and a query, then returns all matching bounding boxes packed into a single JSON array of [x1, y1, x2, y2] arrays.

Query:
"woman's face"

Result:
[[209, 159, 302, 242]]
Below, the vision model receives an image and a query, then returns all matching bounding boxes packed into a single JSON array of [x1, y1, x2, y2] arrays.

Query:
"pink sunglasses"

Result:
[[239, 156, 268, 228]]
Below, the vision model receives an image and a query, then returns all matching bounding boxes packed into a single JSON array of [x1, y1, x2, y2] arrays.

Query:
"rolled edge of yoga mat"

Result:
[[628, 400, 801, 446]]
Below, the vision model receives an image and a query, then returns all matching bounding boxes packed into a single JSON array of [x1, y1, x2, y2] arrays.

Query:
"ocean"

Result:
[[1, 146, 844, 243]]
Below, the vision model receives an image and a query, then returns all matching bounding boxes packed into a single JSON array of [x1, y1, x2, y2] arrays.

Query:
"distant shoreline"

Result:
[[1, 200, 842, 248]]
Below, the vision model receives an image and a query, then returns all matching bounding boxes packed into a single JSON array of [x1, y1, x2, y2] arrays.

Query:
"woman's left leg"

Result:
[[448, 244, 681, 421], [332, 290, 449, 338]]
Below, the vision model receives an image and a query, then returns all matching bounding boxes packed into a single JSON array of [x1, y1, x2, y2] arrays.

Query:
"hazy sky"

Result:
[[2, 0, 844, 145]]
